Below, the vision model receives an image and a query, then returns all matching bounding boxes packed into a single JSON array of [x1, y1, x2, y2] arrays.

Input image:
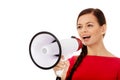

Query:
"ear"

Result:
[[101, 24, 107, 35]]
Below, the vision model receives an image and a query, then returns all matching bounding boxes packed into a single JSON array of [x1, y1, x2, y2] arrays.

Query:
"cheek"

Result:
[[77, 30, 80, 36], [91, 29, 102, 40], [77, 31, 82, 39]]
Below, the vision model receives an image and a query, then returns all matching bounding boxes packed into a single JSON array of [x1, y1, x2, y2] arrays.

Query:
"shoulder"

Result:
[[111, 57, 120, 64], [110, 57, 120, 72], [115, 57, 120, 67], [67, 56, 78, 69], [114, 57, 120, 79], [68, 56, 78, 65], [103, 56, 120, 66], [66, 56, 78, 77]]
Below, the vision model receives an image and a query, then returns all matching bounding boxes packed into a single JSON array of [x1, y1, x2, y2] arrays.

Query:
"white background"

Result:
[[0, 0, 120, 80]]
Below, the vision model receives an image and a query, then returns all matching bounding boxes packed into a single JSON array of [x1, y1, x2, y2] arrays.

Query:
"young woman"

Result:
[[53, 8, 120, 80]]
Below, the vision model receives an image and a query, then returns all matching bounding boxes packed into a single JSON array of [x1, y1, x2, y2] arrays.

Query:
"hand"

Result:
[[53, 56, 70, 80]]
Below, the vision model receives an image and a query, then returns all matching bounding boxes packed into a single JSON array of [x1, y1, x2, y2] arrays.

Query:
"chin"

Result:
[[83, 42, 92, 46]]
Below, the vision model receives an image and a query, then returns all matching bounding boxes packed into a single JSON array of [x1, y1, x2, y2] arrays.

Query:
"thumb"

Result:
[[61, 55, 65, 60]]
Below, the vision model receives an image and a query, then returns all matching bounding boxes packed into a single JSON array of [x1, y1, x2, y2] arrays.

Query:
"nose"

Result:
[[82, 26, 88, 33]]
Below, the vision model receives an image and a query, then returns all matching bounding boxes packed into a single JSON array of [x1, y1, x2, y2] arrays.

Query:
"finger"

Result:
[[61, 55, 65, 60], [54, 61, 67, 71]]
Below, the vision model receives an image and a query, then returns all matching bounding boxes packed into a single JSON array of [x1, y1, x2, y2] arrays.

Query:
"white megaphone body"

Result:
[[29, 31, 82, 79]]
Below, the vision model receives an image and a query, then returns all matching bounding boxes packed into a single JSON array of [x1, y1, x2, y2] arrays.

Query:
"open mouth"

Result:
[[83, 36, 91, 39]]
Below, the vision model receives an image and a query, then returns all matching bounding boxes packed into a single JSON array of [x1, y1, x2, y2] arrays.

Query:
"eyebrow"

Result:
[[77, 22, 94, 25]]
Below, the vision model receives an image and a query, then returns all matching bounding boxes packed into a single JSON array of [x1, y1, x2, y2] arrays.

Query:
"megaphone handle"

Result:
[[56, 76, 61, 80], [55, 69, 64, 80]]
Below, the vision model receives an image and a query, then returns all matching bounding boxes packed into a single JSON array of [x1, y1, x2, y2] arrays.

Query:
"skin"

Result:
[[53, 13, 114, 80], [53, 56, 69, 80], [77, 13, 113, 57]]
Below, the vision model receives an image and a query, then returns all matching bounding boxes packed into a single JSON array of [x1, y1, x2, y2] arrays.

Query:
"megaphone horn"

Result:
[[29, 31, 82, 70]]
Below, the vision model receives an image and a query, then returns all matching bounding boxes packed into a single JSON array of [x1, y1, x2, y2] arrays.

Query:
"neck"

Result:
[[87, 41, 113, 57]]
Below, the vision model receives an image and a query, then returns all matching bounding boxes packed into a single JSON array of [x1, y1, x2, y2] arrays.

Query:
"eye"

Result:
[[77, 25, 82, 29], [87, 24, 93, 27]]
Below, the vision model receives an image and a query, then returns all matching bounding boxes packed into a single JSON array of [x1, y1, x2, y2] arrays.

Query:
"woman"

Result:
[[53, 8, 120, 80]]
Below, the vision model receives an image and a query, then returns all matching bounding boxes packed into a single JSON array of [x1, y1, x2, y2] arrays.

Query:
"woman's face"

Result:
[[77, 13, 106, 46]]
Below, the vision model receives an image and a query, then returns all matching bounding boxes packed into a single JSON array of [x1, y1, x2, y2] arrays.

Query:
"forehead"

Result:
[[77, 14, 98, 24]]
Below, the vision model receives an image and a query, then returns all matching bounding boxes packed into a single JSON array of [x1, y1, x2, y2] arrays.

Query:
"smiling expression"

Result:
[[77, 13, 106, 46]]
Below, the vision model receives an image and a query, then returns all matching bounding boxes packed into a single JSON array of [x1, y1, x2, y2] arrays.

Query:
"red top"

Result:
[[66, 55, 120, 80]]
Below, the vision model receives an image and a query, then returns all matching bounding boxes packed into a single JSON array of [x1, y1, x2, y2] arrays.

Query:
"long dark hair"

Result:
[[66, 8, 106, 80]]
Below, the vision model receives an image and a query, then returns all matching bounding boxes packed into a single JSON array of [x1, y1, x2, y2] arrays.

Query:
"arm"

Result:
[[117, 66, 120, 80], [117, 59, 120, 80]]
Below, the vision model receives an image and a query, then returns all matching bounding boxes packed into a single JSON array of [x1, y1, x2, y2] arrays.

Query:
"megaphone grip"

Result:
[[56, 76, 61, 80]]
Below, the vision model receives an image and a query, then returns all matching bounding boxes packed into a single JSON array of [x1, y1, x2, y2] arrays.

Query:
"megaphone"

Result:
[[29, 31, 82, 70]]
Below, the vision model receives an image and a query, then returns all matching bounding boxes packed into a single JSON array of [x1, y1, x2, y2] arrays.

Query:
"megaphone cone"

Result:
[[29, 31, 82, 70], [29, 31, 61, 69]]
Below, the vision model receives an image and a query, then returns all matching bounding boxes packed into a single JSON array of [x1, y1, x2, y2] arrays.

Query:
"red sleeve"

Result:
[[66, 56, 77, 79], [117, 62, 120, 80]]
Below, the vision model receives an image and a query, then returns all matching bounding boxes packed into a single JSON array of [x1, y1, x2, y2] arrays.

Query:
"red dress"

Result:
[[66, 55, 120, 80]]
